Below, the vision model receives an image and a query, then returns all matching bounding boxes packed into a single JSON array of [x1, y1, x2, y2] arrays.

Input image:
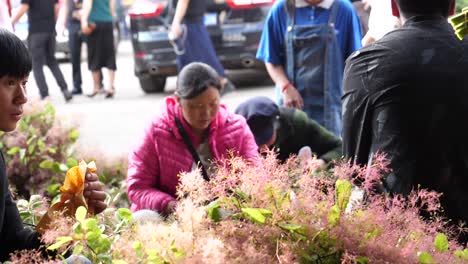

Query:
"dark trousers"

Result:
[[29, 32, 68, 98], [68, 23, 83, 91]]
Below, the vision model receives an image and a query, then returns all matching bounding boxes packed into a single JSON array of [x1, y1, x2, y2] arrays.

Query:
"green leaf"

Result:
[[28, 144, 36, 155], [335, 179, 352, 212], [39, 160, 54, 169], [235, 188, 248, 201], [117, 208, 133, 222], [356, 256, 369, 264], [46, 183, 61, 197], [59, 163, 69, 172], [72, 243, 83, 256], [7, 147, 20, 155], [328, 205, 341, 227], [278, 223, 305, 235], [86, 231, 100, 241], [241, 208, 271, 224], [207, 200, 221, 222], [84, 218, 99, 231], [48, 236, 73, 250], [418, 251, 436, 264], [170, 241, 185, 258], [454, 249, 468, 260], [66, 158, 79, 168], [48, 147, 57, 154], [76, 206, 87, 223], [434, 233, 449, 253], [19, 148, 26, 162], [69, 129, 79, 141]]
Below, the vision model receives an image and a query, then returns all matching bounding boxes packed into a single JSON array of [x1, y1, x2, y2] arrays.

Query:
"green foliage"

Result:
[[0, 101, 79, 198], [434, 233, 449, 253], [418, 251, 436, 264], [48, 206, 132, 264], [16, 194, 46, 227]]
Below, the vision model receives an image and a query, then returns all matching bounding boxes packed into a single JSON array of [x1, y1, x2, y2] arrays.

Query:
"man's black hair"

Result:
[[395, 0, 454, 17], [0, 29, 32, 79], [175, 62, 222, 99]]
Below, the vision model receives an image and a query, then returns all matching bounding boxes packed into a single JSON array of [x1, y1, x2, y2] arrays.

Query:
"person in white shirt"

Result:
[[361, 0, 401, 46], [0, 0, 13, 31]]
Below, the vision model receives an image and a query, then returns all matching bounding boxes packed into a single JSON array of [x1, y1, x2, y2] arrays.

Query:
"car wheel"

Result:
[[139, 75, 167, 93]]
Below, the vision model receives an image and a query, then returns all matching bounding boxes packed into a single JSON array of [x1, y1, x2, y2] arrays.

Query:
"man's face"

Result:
[[0, 75, 28, 132], [304, 0, 324, 6]]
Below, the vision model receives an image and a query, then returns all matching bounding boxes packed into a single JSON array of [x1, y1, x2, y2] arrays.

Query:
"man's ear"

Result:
[[391, 0, 400, 17]]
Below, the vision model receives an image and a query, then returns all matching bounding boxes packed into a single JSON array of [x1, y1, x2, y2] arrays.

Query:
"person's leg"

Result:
[[69, 24, 83, 94], [29, 33, 49, 99], [105, 69, 116, 98], [45, 33, 72, 101]]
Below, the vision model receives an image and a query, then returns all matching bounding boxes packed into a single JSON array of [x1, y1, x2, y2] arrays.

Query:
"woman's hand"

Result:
[[283, 84, 304, 109], [170, 22, 183, 39], [84, 172, 107, 214], [81, 22, 95, 35]]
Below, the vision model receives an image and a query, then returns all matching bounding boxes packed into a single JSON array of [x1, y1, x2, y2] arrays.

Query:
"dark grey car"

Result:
[[128, 0, 273, 93]]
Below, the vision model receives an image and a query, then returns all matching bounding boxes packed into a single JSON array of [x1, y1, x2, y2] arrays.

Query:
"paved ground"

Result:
[[26, 40, 275, 158]]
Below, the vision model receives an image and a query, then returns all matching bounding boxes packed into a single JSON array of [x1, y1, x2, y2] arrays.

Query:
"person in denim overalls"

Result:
[[256, 0, 362, 137]]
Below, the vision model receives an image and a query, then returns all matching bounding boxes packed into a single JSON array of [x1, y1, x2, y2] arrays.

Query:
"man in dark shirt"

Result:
[[236, 96, 342, 164], [342, 0, 468, 242], [12, 0, 73, 101], [0, 29, 106, 261]]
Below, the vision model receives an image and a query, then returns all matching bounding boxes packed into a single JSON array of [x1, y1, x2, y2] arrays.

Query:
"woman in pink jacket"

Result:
[[127, 62, 259, 215]]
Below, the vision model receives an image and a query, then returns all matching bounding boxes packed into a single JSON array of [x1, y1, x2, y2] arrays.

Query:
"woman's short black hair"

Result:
[[0, 29, 32, 79], [175, 62, 222, 99]]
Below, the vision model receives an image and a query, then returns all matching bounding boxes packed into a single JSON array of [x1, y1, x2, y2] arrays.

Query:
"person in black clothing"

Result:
[[342, 0, 468, 243], [0, 29, 107, 261], [236, 96, 342, 165], [62, 0, 85, 95], [11, 0, 73, 101]]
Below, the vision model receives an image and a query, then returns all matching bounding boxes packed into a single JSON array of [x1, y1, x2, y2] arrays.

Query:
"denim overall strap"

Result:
[[285, 6, 295, 85], [283, 3, 337, 135], [323, 1, 343, 137]]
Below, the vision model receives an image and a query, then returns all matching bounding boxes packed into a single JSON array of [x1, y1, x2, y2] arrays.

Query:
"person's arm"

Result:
[[109, 0, 115, 19], [56, 0, 68, 34], [127, 125, 176, 213], [170, 0, 189, 38], [293, 110, 342, 163], [0, 152, 41, 261], [80, 0, 93, 34], [265, 63, 304, 109], [10, 3, 29, 25]]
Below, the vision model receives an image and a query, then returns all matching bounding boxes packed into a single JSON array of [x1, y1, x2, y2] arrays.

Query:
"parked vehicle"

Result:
[[128, 0, 274, 93]]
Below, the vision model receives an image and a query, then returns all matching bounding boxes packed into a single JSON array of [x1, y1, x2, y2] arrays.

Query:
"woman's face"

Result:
[[178, 86, 220, 134]]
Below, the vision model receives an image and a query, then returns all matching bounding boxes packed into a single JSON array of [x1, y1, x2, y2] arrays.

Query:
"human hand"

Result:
[[282, 84, 304, 109], [170, 22, 183, 39], [362, 0, 372, 10], [83, 172, 107, 215], [81, 22, 95, 35]]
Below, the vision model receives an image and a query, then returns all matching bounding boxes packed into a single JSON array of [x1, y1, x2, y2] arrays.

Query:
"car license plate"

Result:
[[204, 13, 217, 26]]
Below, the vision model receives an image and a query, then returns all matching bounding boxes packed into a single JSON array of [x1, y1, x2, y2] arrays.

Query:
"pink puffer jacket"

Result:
[[127, 97, 259, 213]]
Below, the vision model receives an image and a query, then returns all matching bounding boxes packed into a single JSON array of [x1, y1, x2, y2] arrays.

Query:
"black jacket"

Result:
[[0, 151, 41, 261], [342, 16, 468, 225], [274, 107, 342, 162]]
